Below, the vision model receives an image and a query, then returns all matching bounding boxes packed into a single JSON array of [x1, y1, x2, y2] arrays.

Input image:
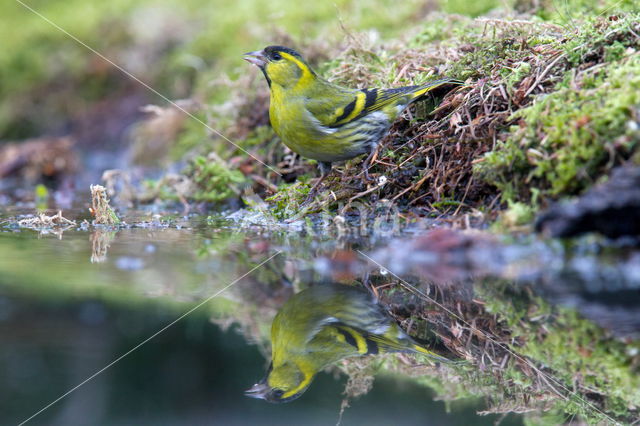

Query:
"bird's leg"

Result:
[[302, 161, 332, 205], [361, 144, 379, 182]]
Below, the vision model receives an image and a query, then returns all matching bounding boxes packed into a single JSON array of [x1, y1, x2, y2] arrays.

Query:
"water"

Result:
[[1, 207, 638, 425]]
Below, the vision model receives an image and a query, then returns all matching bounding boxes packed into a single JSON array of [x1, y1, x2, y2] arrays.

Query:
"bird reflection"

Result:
[[246, 283, 451, 403]]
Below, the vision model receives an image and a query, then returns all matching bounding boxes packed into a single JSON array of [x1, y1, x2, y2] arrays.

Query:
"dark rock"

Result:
[[536, 166, 640, 239]]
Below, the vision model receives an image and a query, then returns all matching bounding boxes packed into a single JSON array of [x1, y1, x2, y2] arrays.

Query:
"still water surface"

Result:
[[1, 207, 638, 425]]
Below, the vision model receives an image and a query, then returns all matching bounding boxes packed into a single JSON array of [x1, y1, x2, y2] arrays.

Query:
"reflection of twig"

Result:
[[90, 229, 117, 263]]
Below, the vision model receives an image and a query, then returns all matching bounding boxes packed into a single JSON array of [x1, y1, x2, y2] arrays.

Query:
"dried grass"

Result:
[[90, 184, 121, 225], [17, 210, 76, 228], [16, 210, 77, 239]]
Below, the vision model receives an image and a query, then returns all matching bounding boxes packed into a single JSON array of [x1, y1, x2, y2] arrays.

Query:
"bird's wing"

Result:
[[338, 323, 452, 361], [363, 78, 462, 115], [320, 319, 450, 360], [307, 323, 378, 356], [306, 79, 458, 128], [301, 287, 389, 344], [307, 320, 402, 356], [304, 316, 340, 344], [305, 87, 397, 128]]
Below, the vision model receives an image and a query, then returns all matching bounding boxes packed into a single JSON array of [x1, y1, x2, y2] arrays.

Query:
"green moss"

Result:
[[446, 29, 549, 82], [562, 14, 640, 66], [604, 41, 629, 62], [264, 181, 311, 220], [475, 138, 528, 203], [431, 199, 462, 209], [473, 14, 640, 205], [526, 0, 638, 24], [408, 14, 472, 45], [502, 61, 532, 90], [499, 200, 536, 228], [188, 156, 246, 202], [477, 52, 640, 202]]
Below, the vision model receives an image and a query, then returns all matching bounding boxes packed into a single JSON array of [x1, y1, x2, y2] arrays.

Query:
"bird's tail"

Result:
[[412, 343, 455, 363], [409, 78, 464, 102]]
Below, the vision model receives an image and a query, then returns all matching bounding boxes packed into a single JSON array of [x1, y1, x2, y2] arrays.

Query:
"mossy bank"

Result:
[[161, 2, 640, 227]]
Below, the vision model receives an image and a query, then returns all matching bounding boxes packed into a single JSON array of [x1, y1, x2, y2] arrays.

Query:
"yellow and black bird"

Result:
[[245, 283, 451, 403], [244, 45, 460, 202]]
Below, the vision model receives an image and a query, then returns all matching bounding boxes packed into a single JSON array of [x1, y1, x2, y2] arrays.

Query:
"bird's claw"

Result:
[[362, 168, 374, 182]]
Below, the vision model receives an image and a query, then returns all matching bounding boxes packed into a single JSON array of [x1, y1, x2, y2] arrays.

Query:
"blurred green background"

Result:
[[3, 0, 635, 140]]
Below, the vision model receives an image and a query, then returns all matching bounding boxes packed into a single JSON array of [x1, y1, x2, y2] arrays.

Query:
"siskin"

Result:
[[246, 283, 451, 403], [244, 45, 461, 201]]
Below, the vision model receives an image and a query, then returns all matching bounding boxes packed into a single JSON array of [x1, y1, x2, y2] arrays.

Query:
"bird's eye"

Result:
[[273, 389, 285, 398], [272, 52, 282, 60]]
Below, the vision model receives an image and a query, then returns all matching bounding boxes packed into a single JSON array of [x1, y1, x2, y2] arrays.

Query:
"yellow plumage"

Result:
[[245, 283, 452, 403], [244, 46, 461, 201]]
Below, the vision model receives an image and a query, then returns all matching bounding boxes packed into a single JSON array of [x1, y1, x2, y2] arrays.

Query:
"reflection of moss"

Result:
[[90, 229, 117, 263], [315, 277, 640, 423], [476, 280, 640, 423], [515, 308, 640, 418]]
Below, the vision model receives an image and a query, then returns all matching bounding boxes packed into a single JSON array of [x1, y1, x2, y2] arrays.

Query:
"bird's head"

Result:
[[243, 46, 316, 89], [245, 361, 313, 403]]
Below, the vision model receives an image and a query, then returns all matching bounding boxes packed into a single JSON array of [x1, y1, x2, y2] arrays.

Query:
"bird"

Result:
[[243, 45, 461, 203], [245, 283, 452, 403]]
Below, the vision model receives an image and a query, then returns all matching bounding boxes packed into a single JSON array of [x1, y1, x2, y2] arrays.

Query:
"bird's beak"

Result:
[[245, 382, 270, 400], [243, 50, 267, 68]]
